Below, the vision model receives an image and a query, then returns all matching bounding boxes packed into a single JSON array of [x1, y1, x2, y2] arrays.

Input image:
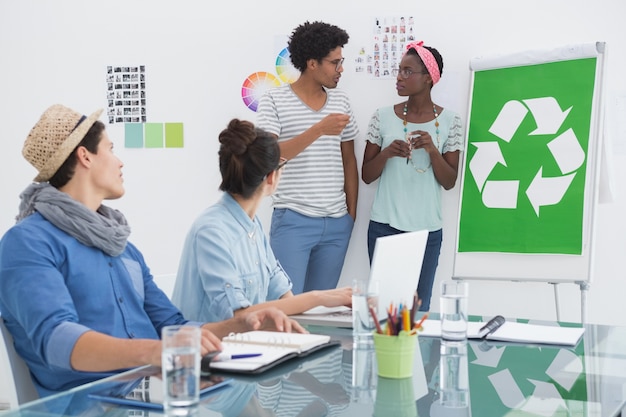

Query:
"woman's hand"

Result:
[[383, 139, 412, 159], [408, 130, 437, 153], [321, 286, 352, 308], [243, 306, 308, 333]]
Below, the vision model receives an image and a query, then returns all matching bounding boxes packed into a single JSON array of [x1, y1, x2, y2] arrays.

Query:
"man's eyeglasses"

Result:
[[325, 57, 345, 72], [398, 68, 427, 79]]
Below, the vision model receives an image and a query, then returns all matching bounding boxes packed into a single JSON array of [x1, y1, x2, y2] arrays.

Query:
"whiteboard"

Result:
[[453, 42, 606, 283]]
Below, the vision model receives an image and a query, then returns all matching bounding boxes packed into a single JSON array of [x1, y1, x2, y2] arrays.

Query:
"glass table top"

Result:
[[5, 317, 626, 417]]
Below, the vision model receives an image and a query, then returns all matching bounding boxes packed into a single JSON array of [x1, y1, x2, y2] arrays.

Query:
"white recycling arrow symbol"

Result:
[[481, 347, 583, 416], [469, 141, 506, 190], [469, 97, 585, 216], [470, 342, 506, 367]]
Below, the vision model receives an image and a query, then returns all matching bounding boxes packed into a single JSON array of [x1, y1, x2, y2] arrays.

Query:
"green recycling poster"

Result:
[[458, 57, 597, 255]]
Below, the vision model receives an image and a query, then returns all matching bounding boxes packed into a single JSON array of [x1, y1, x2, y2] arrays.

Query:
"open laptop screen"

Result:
[[290, 230, 428, 328]]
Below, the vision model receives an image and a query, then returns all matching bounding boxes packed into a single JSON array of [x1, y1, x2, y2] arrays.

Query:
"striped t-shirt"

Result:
[[256, 84, 359, 217]]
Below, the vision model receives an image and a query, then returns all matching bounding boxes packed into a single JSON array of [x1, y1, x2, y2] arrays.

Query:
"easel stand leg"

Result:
[[552, 282, 589, 324], [577, 281, 590, 324], [550, 283, 561, 322]]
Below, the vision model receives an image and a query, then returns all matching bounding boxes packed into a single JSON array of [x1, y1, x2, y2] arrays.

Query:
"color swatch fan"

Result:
[[275, 47, 299, 84], [241, 72, 280, 112]]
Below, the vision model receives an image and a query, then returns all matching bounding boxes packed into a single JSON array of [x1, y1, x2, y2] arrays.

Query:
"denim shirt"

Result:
[[172, 193, 292, 322], [0, 212, 188, 395]]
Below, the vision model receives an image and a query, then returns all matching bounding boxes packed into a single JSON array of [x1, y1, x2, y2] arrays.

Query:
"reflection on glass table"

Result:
[[4, 319, 626, 417]]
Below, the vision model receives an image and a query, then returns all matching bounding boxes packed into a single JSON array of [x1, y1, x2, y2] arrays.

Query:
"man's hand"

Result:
[[198, 327, 224, 355], [316, 113, 350, 136]]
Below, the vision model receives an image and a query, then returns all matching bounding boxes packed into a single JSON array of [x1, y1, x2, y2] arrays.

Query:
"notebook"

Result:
[[203, 330, 340, 374], [418, 319, 585, 346], [290, 229, 429, 328]]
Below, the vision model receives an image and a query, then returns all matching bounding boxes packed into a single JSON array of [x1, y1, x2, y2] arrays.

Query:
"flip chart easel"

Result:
[[453, 42, 607, 323]]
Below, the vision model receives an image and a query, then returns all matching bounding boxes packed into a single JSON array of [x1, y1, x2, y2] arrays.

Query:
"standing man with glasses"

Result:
[[256, 21, 359, 294]]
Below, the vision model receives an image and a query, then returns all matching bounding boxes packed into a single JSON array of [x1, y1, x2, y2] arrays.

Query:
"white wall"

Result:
[[0, 0, 624, 327]]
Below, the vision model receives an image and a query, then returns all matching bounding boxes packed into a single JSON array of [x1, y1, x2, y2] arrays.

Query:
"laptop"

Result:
[[290, 230, 428, 328]]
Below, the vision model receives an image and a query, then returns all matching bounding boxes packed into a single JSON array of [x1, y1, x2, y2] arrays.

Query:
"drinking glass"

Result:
[[161, 325, 201, 414]]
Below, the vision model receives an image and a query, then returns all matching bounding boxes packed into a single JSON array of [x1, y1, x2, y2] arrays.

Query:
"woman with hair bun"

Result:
[[172, 118, 351, 323]]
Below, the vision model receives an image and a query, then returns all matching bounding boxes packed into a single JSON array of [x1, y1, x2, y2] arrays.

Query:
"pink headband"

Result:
[[404, 40, 441, 85]]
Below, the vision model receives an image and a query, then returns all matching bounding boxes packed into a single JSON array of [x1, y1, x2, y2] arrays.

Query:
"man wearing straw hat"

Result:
[[0, 104, 304, 396]]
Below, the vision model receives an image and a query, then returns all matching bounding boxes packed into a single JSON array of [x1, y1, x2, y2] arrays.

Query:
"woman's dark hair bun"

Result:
[[219, 118, 256, 156]]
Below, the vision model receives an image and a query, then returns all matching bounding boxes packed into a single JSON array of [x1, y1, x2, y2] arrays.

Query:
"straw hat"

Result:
[[22, 104, 103, 182]]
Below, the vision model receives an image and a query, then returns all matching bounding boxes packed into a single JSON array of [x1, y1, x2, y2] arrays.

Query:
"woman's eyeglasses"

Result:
[[398, 68, 428, 79], [264, 158, 289, 181]]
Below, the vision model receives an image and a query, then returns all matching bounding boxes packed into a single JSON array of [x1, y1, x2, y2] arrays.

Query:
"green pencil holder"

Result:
[[373, 331, 417, 379]]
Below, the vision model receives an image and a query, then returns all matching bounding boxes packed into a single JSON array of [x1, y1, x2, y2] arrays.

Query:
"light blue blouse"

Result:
[[366, 106, 464, 232], [172, 193, 292, 323]]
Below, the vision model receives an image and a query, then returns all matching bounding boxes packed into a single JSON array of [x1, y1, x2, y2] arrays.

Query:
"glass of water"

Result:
[[440, 280, 469, 341], [161, 325, 201, 414]]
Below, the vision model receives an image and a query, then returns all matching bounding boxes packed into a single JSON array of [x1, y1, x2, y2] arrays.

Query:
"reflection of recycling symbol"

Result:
[[468, 97, 586, 216], [471, 344, 584, 415]]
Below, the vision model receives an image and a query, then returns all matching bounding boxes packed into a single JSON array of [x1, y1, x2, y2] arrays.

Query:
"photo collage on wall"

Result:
[[105, 65, 184, 149], [368, 15, 416, 79], [106, 65, 147, 124]]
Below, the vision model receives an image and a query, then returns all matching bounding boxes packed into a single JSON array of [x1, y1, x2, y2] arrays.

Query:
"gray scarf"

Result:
[[16, 183, 131, 257]]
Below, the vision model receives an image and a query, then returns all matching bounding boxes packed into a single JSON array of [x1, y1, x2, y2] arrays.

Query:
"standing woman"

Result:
[[361, 41, 464, 311], [172, 119, 351, 323]]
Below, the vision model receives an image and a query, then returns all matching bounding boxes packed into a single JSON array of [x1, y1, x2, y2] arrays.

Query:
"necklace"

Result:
[[403, 102, 441, 173]]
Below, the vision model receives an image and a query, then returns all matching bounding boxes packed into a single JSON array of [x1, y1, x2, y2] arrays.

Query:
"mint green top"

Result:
[[365, 106, 464, 231]]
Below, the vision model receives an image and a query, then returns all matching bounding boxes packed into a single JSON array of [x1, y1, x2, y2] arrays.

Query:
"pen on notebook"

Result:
[[213, 353, 262, 362], [478, 315, 505, 339]]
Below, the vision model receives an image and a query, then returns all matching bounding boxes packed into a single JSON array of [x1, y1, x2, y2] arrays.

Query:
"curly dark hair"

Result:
[[288, 21, 349, 72]]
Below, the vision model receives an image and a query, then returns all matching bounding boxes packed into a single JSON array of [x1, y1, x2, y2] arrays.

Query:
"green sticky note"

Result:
[[165, 123, 184, 148], [124, 123, 143, 148], [145, 123, 164, 148]]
